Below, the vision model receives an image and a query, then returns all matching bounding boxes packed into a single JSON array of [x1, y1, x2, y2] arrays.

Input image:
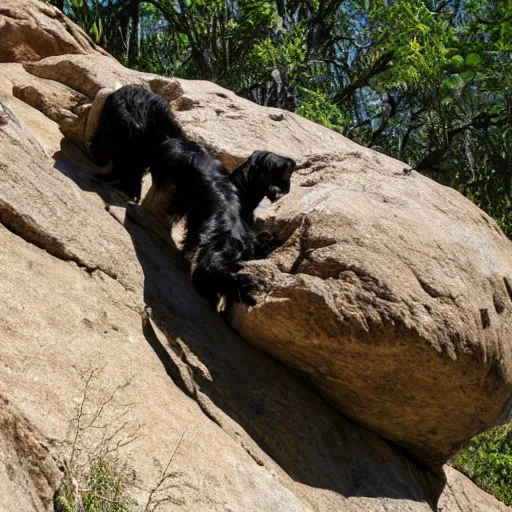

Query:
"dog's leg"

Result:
[[251, 230, 280, 259], [192, 248, 258, 307], [119, 169, 144, 202], [108, 146, 146, 201]]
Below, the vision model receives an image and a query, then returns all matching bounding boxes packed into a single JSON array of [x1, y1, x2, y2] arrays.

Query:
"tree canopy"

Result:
[[50, 0, 512, 235]]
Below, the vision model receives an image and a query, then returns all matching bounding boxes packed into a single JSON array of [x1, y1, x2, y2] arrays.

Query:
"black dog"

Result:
[[229, 151, 296, 257], [150, 138, 259, 307], [89, 84, 183, 201], [88, 85, 257, 306]]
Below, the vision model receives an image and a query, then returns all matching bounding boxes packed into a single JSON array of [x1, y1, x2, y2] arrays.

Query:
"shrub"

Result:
[[453, 424, 512, 506]]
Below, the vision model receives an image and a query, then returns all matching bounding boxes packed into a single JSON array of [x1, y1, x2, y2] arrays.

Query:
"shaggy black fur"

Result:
[[230, 151, 296, 257], [150, 138, 259, 307], [87, 86, 294, 306], [230, 151, 296, 224], [89, 84, 183, 201]]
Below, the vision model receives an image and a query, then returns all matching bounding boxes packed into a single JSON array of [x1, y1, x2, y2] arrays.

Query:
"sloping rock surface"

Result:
[[0, 2, 511, 511], [0, 0, 109, 63]]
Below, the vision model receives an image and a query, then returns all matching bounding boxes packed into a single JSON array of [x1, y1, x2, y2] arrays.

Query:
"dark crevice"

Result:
[[141, 312, 196, 399], [493, 292, 506, 315], [480, 308, 490, 329], [415, 275, 442, 299], [288, 231, 309, 275], [504, 277, 512, 301]]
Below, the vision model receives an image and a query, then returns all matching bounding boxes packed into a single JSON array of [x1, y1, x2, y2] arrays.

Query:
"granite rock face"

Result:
[[0, 0, 109, 63], [0, 2, 511, 511]]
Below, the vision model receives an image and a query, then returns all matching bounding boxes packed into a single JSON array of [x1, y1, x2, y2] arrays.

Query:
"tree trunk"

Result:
[[127, 0, 140, 67]]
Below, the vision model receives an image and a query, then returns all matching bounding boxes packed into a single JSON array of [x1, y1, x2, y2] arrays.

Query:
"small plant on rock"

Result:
[[55, 456, 136, 512], [54, 368, 139, 512]]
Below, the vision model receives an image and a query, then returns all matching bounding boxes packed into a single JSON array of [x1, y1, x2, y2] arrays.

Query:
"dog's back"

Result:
[[89, 84, 184, 200], [152, 139, 246, 246], [151, 138, 257, 305], [102, 85, 183, 150]]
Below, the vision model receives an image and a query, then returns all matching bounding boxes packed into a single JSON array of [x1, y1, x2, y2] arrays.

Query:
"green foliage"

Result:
[[46, 0, 512, 236], [55, 456, 136, 512], [296, 87, 346, 131], [62, 0, 106, 44], [148, 0, 279, 85], [454, 425, 512, 506]]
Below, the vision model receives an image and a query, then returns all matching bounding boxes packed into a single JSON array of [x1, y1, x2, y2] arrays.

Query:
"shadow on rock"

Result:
[[121, 202, 445, 508], [53, 138, 130, 207]]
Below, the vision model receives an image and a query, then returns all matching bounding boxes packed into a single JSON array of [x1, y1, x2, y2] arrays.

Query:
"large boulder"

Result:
[[230, 150, 512, 464], [165, 79, 512, 465], [0, 0, 109, 63]]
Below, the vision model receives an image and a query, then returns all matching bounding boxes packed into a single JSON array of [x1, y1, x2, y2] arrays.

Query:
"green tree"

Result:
[[46, 0, 512, 234], [51, 0, 144, 66]]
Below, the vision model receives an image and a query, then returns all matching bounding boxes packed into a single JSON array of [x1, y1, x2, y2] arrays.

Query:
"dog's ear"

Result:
[[281, 158, 296, 182], [251, 151, 270, 167], [286, 157, 297, 173], [241, 151, 265, 177]]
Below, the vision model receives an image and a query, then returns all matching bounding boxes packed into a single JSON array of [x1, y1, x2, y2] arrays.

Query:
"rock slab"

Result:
[[0, 2, 511, 510], [0, 0, 109, 63]]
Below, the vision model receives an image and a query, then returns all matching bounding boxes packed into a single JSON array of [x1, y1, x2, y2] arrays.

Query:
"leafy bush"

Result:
[[453, 424, 512, 506]]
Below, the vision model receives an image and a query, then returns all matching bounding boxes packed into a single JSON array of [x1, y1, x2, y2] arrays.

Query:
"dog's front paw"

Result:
[[234, 273, 259, 306]]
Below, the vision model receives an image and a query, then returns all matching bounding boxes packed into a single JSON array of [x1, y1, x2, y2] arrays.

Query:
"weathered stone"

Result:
[[0, 0, 108, 63], [229, 151, 512, 464], [24, 54, 182, 102], [0, 98, 145, 293], [0, 396, 62, 512], [0, 69, 63, 155], [438, 466, 511, 512], [1, 62, 89, 143], [172, 79, 402, 172], [1, 2, 511, 510]]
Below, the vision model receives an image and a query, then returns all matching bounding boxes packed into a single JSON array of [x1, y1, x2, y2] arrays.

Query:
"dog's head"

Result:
[[249, 151, 296, 202]]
